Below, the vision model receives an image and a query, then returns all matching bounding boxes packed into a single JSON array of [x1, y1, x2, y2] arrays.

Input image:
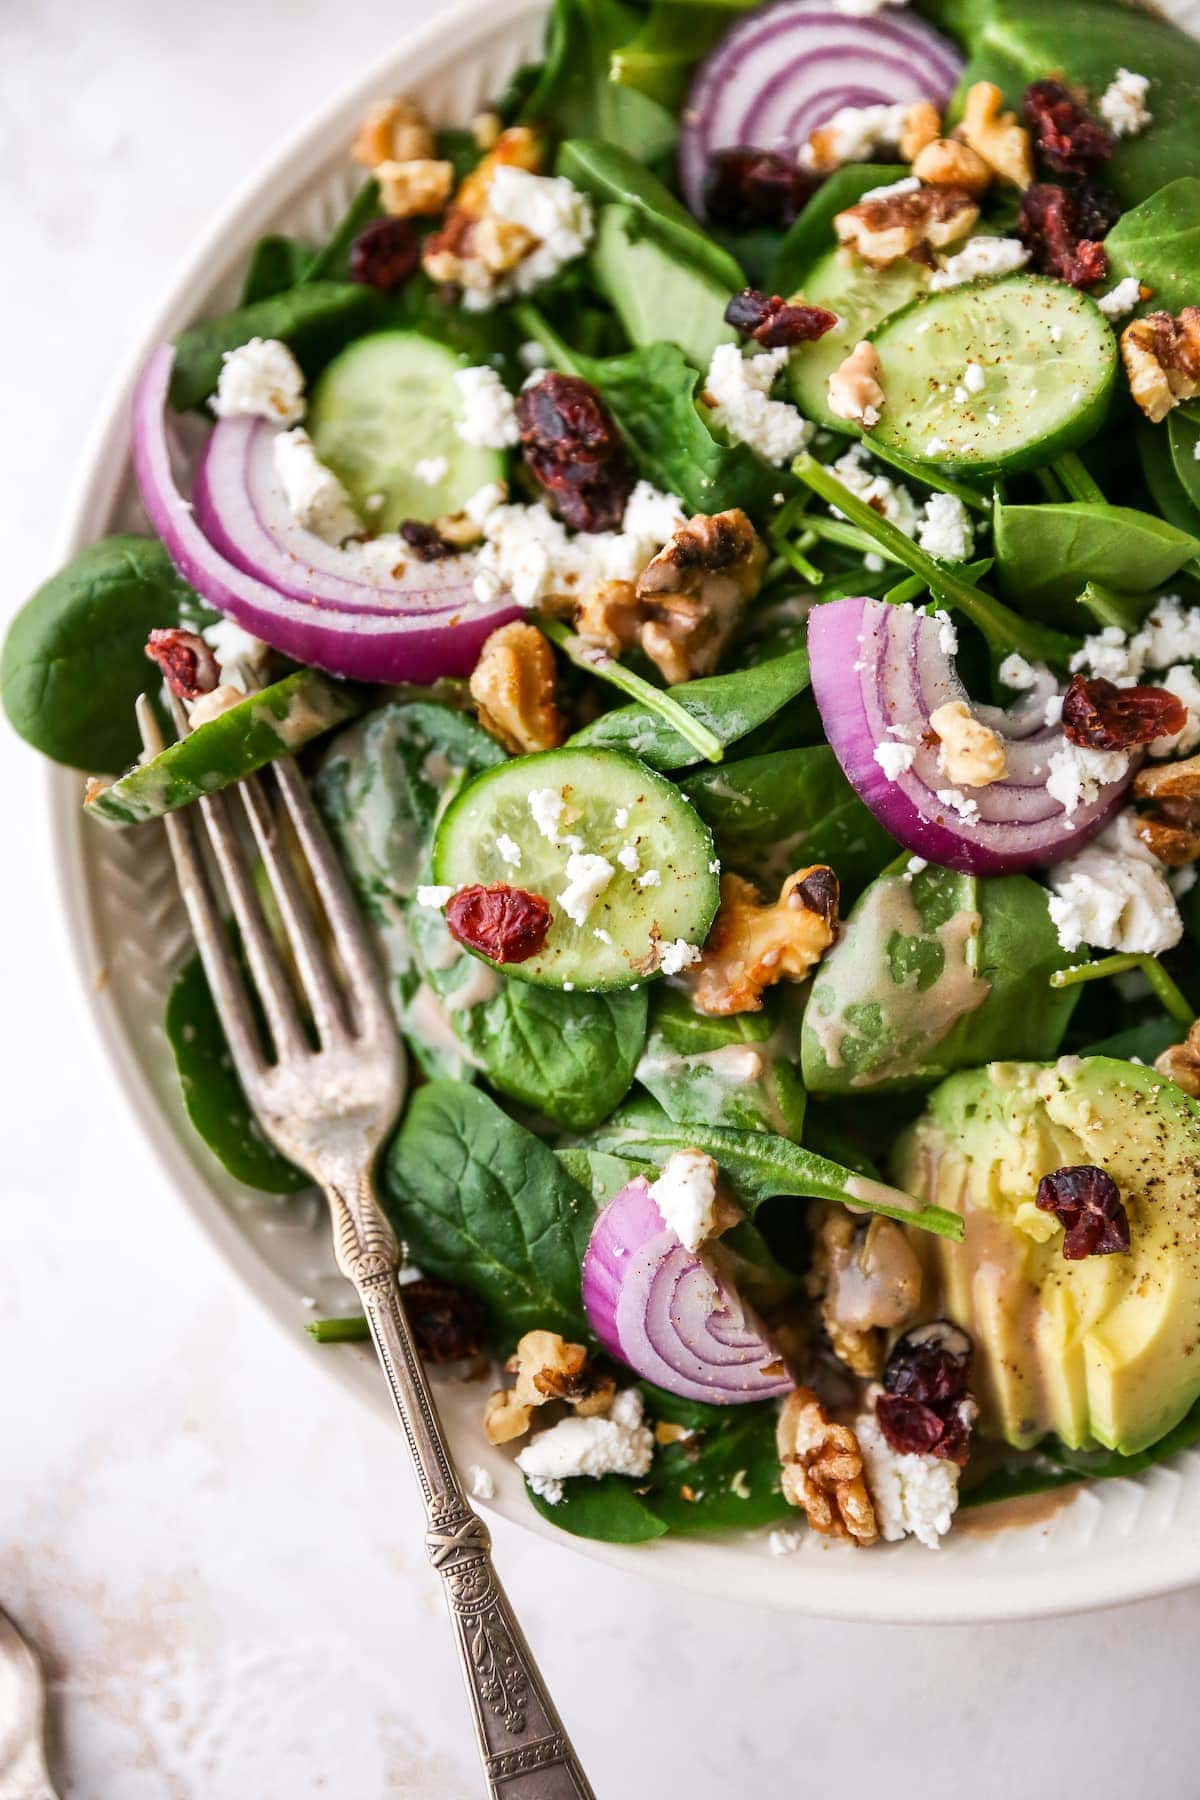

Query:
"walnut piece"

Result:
[[423, 126, 544, 287], [1157, 1023, 1200, 1097], [777, 1387, 879, 1545], [827, 339, 886, 428], [376, 158, 455, 219], [690, 867, 839, 1016], [611, 509, 767, 685], [956, 80, 1034, 189], [469, 621, 565, 755], [1133, 754, 1200, 864], [929, 700, 1008, 788], [899, 100, 942, 162], [1121, 309, 1200, 423], [484, 1329, 615, 1446], [912, 136, 992, 196], [834, 185, 978, 267], [353, 96, 436, 169], [808, 1206, 923, 1379]]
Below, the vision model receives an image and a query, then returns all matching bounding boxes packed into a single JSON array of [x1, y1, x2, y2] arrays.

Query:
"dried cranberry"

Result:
[[401, 1275, 487, 1362], [1017, 183, 1108, 288], [445, 883, 552, 964], [516, 371, 632, 535], [1036, 1165, 1130, 1260], [349, 216, 421, 293], [794, 866, 839, 922], [724, 287, 838, 349], [1023, 79, 1113, 176], [145, 628, 219, 700], [399, 520, 457, 561], [877, 1322, 976, 1465], [1070, 178, 1122, 242], [531, 454, 630, 533], [1061, 673, 1187, 751], [703, 147, 819, 231]]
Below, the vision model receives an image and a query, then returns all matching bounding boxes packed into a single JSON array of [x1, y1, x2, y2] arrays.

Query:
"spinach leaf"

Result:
[[801, 868, 1081, 1094], [960, 1457, 1083, 1511], [557, 139, 743, 291], [1170, 411, 1200, 514], [682, 744, 896, 902], [1080, 1017, 1181, 1063], [993, 498, 1200, 621], [636, 984, 807, 1140], [589, 204, 739, 369], [169, 281, 389, 413], [381, 1082, 594, 1342], [588, 1092, 963, 1237], [301, 179, 383, 283], [240, 234, 313, 304], [1137, 421, 1200, 537], [967, 1394, 1200, 1509], [1106, 179, 1200, 316], [525, 1473, 670, 1542], [1, 535, 216, 771], [519, 0, 677, 164], [770, 164, 908, 296], [165, 952, 308, 1194], [609, 1, 744, 110], [570, 645, 812, 770], [555, 1146, 658, 1203], [408, 899, 649, 1130]]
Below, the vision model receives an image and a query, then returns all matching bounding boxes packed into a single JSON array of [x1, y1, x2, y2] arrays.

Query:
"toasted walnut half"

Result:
[[929, 700, 1008, 788], [808, 1206, 923, 1379], [1133, 755, 1200, 865], [899, 100, 942, 162], [483, 1329, 615, 1445], [834, 185, 978, 267], [1121, 309, 1200, 424], [690, 866, 839, 1016], [376, 158, 455, 220], [469, 621, 565, 755], [912, 137, 992, 196], [1157, 1023, 1200, 1097], [423, 126, 544, 288], [827, 340, 886, 429], [777, 1387, 879, 1545], [353, 96, 436, 169], [956, 81, 1034, 189]]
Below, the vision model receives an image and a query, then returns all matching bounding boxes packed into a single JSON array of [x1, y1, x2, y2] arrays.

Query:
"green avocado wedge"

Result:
[[85, 670, 365, 827], [893, 1056, 1200, 1457]]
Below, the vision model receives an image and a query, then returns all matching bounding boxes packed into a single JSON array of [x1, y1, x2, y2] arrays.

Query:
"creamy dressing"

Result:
[[827, 1218, 923, 1330], [844, 1172, 921, 1216], [444, 958, 502, 1012]]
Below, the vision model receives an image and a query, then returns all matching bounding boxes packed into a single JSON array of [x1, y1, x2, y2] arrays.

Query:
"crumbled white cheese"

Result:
[[1150, 664, 1200, 756], [856, 1408, 961, 1550], [859, 175, 922, 202], [929, 237, 1030, 291], [906, 856, 928, 875], [1098, 68, 1152, 138], [272, 427, 360, 545], [1070, 623, 1142, 686], [622, 480, 687, 546], [649, 1148, 721, 1252], [1070, 597, 1200, 689], [830, 443, 921, 538], [528, 788, 566, 843], [926, 436, 949, 456], [962, 362, 986, 394], [414, 453, 449, 485], [415, 884, 454, 909], [935, 786, 980, 823], [495, 832, 522, 868], [454, 365, 519, 449], [999, 652, 1040, 691], [518, 339, 549, 371], [874, 741, 917, 780], [934, 610, 958, 656], [201, 618, 270, 694], [557, 851, 615, 927], [516, 1386, 654, 1502], [799, 102, 911, 168], [1046, 738, 1132, 816], [1096, 277, 1143, 320], [211, 336, 305, 423], [1048, 812, 1182, 954], [704, 344, 813, 465], [594, 926, 613, 944], [468, 1464, 496, 1501], [482, 164, 594, 301], [465, 479, 684, 612], [637, 868, 662, 889], [1172, 865, 1198, 899], [659, 939, 703, 976], [616, 844, 640, 873], [614, 807, 630, 829], [917, 493, 974, 563]]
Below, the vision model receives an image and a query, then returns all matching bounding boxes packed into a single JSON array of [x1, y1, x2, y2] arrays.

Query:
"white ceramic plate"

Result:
[[50, 0, 1200, 1620]]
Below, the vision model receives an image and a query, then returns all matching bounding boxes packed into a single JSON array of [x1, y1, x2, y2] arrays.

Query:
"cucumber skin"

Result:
[[86, 671, 366, 827]]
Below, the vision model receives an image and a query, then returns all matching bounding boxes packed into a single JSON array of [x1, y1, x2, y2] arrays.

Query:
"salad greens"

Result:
[[11, 0, 1200, 1561]]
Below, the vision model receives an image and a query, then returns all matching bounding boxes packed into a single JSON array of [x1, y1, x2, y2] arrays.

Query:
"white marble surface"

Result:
[[5, 2, 1200, 1794]]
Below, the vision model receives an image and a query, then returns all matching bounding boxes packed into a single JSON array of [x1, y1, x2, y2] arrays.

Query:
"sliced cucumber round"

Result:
[[308, 331, 506, 531], [866, 274, 1116, 476], [787, 247, 929, 431], [432, 748, 720, 991]]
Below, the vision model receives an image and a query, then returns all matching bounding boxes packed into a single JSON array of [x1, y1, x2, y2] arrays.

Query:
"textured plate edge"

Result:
[[43, 0, 1200, 1621]]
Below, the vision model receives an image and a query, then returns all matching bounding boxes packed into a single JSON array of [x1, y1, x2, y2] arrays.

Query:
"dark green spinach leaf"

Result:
[[1107, 180, 1200, 315], [301, 179, 383, 283], [637, 984, 806, 1140], [557, 138, 743, 291], [1138, 421, 1200, 537], [240, 234, 314, 304], [169, 281, 389, 413], [1169, 410, 1200, 514], [994, 498, 1200, 621], [519, 0, 677, 163]]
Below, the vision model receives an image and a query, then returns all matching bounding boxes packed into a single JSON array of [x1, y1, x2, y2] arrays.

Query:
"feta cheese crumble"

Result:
[[929, 237, 1030, 291], [856, 1408, 961, 1549], [831, 444, 920, 537], [704, 344, 813, 465], [875, 741, 917, 780], [465, 478, 687, 612], [658, 938, 703, 976], [415, 885, 454, 909], [495, 832, 522, 868], [528, 788, 565, 843], [768, 1527, 803, 1556], [211, 336, 305, 423], [649, 1149, 721, 1252], [414, 453, 449, 485], [1151, 664, 1200, 756], [1070, 597, 1200, 688], [1046, 738, 1132, 817], [557, 852, 615, 926], [616, 844, 640, 873], [1096, 276, 1143, 320], [201, 618, 270, 693], [935, 786, 980, 824], [485, 165, 594, 300], [637, 868, 662, 889], [468, 1464, 496, 1501], [453, 365, 519, 448], [999, 652, 1041, 691], [962, 361, 986, 394], [917, 493, 975, 562], [272, 427, 361, 544], [515, 1386, 654, 1503], [799, 102, 911, 168], [1098, 68, 1152, 139], [1048, 813, 1182, 954]]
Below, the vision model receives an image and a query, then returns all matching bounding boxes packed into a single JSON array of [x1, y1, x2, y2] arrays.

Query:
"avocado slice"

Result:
[[893, 1056, 1200, 1457]]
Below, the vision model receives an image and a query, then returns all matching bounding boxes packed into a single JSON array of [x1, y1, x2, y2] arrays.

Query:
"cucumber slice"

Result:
[[432, 748, 720, 991], [85, 670, 364, 827], [866, 275, 1117, 476], [307, 331, 506, 531], [786, 247, 929, 430]]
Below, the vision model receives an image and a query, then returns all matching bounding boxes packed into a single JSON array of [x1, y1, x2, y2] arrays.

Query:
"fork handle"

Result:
[[336, 1188, 595, 1799]]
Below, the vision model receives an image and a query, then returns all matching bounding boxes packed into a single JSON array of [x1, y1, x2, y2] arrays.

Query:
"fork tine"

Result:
[[238, 771, 348, 1044], [136, 695, 267, 1093]]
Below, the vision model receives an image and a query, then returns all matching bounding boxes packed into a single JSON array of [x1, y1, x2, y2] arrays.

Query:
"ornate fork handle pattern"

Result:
[[328, 1174, 595, 1799]]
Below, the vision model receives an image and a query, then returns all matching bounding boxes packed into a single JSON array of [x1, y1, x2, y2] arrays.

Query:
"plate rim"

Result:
[[44, 0, 1200, 1621]]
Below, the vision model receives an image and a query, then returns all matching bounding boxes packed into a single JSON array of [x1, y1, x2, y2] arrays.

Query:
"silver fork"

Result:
[[135, 694, 593, 1800]]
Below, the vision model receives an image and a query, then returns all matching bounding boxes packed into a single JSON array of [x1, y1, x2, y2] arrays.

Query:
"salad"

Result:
[[6, 0, 1200, 1558]]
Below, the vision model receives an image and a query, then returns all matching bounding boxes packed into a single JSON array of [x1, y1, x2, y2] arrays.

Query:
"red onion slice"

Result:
[[680, 0, 964, 217], [809, 596, 1134, 874], [132, 346, 519, 683], [582, 1178, 794, 1405]]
